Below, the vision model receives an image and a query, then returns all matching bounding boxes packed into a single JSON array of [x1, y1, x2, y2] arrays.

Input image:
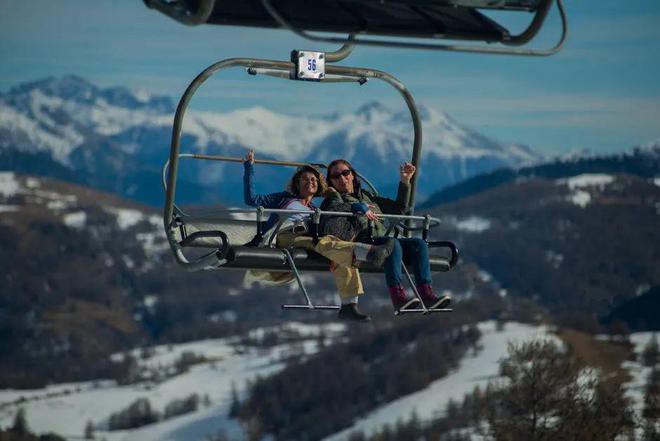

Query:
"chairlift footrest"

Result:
[[281, 304, 340, 310], [395, 308, 453, 315]]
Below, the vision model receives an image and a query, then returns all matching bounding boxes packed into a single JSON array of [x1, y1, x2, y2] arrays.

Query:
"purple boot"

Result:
[[388, 285, 420, 313], [417, 284, 451, 310]]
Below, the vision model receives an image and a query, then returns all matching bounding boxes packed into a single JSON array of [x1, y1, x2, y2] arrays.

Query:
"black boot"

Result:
[[338, 303, 371, 322]]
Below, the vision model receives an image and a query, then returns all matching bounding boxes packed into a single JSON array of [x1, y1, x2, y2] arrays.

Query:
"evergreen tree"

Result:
[[485, 340, 634, 441], [228, 381, 240, 417], [644, 367, 660, 420], [85, 420, 95, 439], [11, 407, 29, 434], [642, 334, 660, 367]]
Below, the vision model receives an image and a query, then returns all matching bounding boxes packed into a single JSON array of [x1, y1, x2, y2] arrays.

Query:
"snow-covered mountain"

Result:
[[0, 75, 542, 205]]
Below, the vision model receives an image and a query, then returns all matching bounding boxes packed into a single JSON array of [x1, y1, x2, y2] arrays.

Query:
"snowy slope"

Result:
[[323, 321, 559, 441], [0, 322, 346, 441], [0, 321, 556, 441]]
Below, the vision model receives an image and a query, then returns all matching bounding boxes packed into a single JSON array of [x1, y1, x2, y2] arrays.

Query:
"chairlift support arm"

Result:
[[164, 57, 424, 273]]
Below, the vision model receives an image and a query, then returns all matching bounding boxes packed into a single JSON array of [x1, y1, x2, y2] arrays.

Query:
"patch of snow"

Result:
[[47, 200, 68, 210], [568, 190, 591, 208], [0, 172, 20, 198], [477, 270, 493, 283], [26, 177, 41, 189], [133, 88, 152, 103], [559, 174, 614, 190], [143, 295, 158, 309], [622, 332, 658, 433], [104, 207, 145, 230], [63, 211, 86, 229], [455, 216, 491, 233], [122, 255, 135, 269], [136, 231, 168, 257], [653, 177, 660, 187], [545, 250, 564, 269], [558, 174, 615, 208], [0, 205, 19, 212], [323, 321, 560, 441]]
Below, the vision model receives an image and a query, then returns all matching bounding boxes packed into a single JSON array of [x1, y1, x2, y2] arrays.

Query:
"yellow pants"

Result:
[[276, 232, 364, 301]]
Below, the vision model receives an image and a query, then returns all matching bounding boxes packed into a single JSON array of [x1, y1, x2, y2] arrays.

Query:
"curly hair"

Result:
[[287, 165, 328, 197], [326, 159, 362, 196]]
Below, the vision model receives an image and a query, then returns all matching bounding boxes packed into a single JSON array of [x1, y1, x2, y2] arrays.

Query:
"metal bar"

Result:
[[325, 34, 355, 63], [397, 307, 453, 314], [281, 305, 340, 310], [281, 248, 315, 308], [401, 264, 429, 314], [192, 153, 311, 167], [261, 0, 567, 57]]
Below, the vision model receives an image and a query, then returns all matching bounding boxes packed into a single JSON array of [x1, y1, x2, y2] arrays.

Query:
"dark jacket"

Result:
[[320, 182, 410, 241]]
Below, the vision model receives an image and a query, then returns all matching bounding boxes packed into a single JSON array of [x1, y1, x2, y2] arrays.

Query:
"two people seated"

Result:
[[243, 149, 450, 321]]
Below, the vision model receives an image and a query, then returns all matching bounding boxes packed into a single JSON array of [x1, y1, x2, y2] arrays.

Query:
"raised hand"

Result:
[[400, 161, 416, 184], [245, 149, 255, 164]]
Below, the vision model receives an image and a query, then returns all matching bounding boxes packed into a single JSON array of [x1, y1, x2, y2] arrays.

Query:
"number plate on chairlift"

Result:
[[293, 50, 325, 81]]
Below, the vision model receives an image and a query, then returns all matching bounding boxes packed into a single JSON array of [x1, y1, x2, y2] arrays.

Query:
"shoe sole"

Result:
[[426, 296, 451, 310], [394, 297, 421, 315], [338, 313, 372, 322]]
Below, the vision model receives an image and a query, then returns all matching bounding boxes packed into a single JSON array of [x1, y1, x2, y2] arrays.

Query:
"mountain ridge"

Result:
[[1, 75, 541, 206]]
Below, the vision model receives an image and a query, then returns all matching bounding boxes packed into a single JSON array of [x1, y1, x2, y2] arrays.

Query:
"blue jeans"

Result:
[[372, 237, 432, 288]]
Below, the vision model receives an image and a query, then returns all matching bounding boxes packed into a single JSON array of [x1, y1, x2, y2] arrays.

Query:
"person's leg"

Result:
[[372, 237, 420, 312], [331, 265, 364, 300], [398, 237, 450, 309], [277, 233, 369, 320], [372, 237, 402, 287], [313, 235, 356, 267], [398, 237, 432, 285], [332, 262, 370, 321]]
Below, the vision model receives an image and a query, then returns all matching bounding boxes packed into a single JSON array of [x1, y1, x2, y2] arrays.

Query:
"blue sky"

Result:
[[1, 0, 659, 156]]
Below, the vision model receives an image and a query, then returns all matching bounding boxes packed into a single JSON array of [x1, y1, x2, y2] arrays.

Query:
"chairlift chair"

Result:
[[162, 42, 459, 314]]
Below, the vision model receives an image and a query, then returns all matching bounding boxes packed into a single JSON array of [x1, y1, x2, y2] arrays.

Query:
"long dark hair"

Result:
[[326, 159, 362, 196], [287, 165, 328, 198]]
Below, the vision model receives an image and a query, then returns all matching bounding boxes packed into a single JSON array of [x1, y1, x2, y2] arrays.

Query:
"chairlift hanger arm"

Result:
[[164, 58, 422, 248]]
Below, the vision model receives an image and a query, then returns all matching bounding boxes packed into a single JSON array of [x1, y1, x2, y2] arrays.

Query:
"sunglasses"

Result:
[[330, 169, 352, 179]]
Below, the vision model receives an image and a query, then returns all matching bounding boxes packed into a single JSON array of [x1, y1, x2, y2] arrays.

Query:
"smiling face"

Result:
[[297, 171, 319, 200], [329, 162, 354, 194]]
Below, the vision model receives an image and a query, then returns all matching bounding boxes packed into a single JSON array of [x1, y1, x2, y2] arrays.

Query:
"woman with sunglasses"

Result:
[[243, 150, 394, 321], [321, 159, 451, 313]]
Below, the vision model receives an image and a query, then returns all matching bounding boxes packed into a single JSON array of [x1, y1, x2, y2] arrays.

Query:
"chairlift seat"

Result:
[[174, 214, 454, 273]]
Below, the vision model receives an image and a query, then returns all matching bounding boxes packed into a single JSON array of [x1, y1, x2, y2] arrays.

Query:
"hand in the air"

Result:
[[245, 149, 255, 164], [400, 161, 416, 184]]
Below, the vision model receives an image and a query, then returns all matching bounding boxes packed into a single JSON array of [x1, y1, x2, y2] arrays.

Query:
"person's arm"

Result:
[[242, 155, 283, 208], [371, 181, 410, 214]]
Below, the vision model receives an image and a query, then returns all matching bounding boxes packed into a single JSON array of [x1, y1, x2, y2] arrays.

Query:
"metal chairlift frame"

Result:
[[163, 43, 458, 313], [145, 0, 567, 56]]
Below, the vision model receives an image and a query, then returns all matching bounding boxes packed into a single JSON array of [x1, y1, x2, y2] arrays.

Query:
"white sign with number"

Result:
[[295, 50, 325, 81]]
